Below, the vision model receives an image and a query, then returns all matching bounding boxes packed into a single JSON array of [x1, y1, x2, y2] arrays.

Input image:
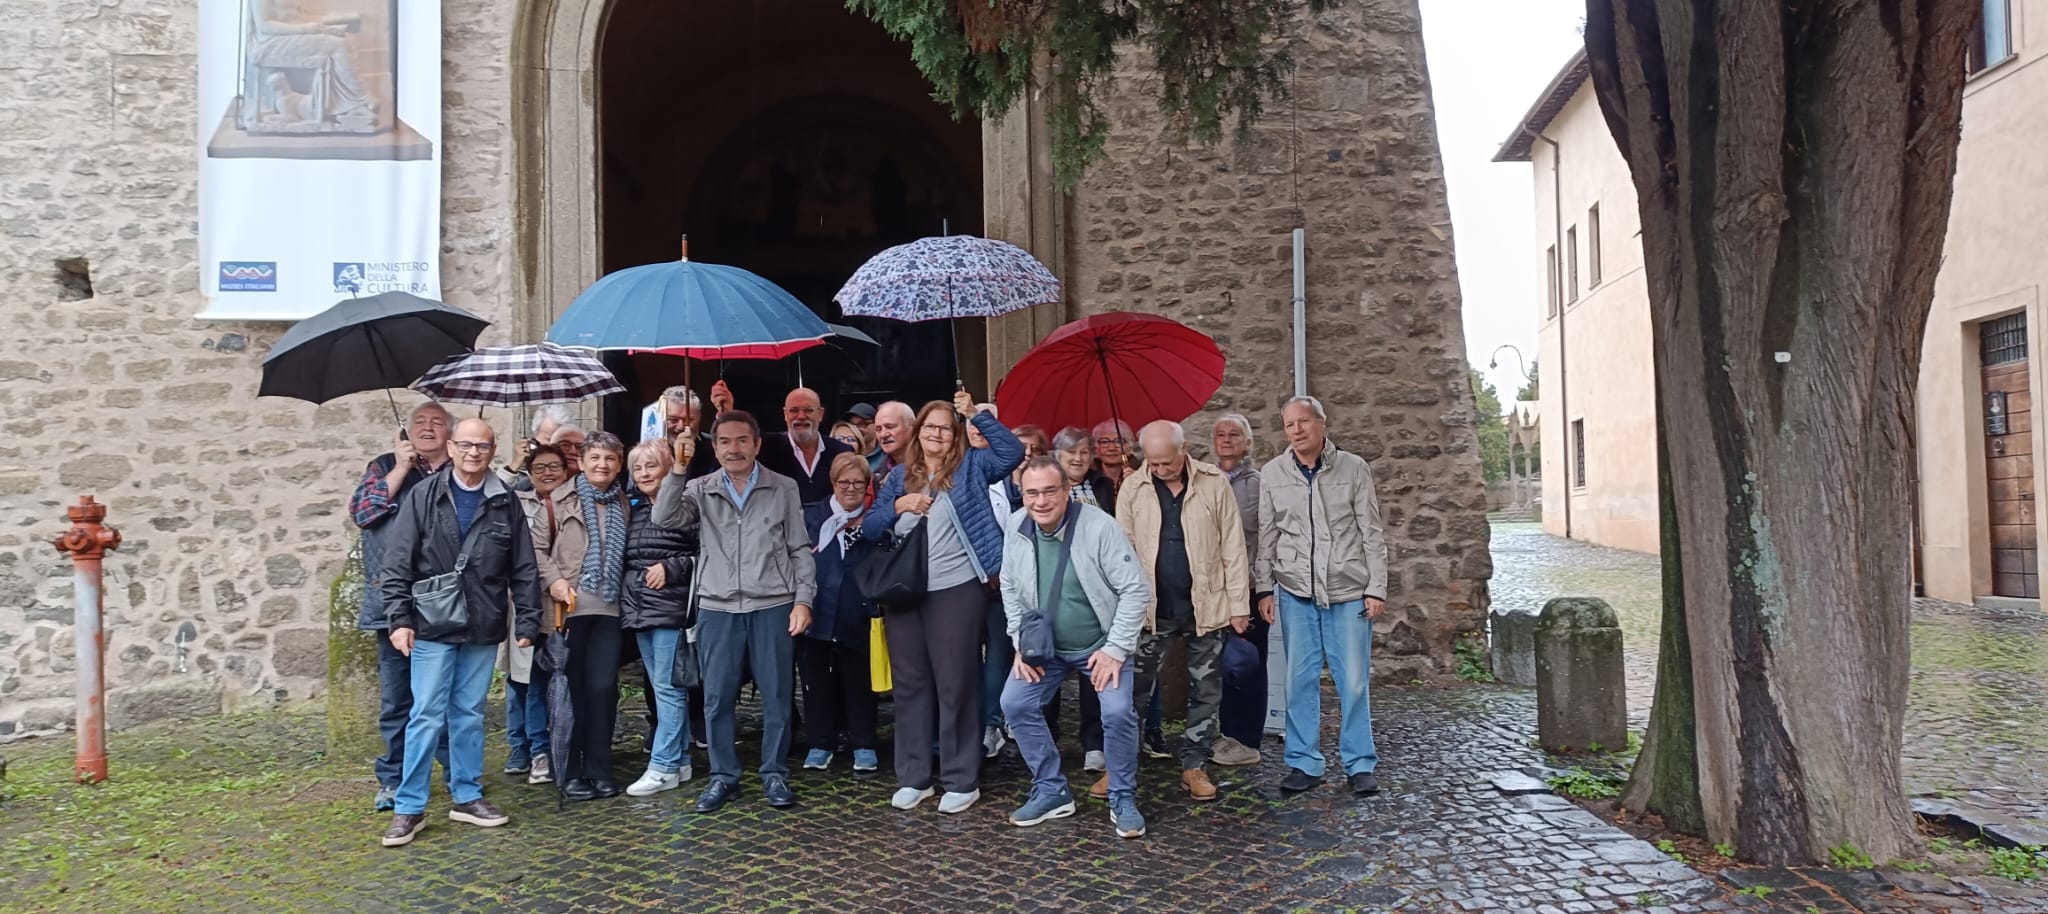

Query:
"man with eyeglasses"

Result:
[[350, 400, 455, 813], [376, 419, 543, 847], [707, 383, 851, 507]]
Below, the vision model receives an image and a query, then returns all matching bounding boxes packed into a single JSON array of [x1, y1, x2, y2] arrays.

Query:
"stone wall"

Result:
[[0, 0, 522, 738], [1067, 0, 1492, 678]]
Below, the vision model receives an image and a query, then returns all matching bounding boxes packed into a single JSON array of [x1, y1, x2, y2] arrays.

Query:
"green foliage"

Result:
[[1515, 361, 1539, 402], [1988, 845, 2043, 882], [1927, 836, 1956, 855], [1828, 843, 1875, 870], [1732, 885, 1773, 899], [848, 0, 1334, 186], [1547, 768, 1623, 800], [1453, 634, 1494, 682], [1471, 369, 1510, 482], [1712, 841, 1735, 858], [1654, 839, 1687, 864]]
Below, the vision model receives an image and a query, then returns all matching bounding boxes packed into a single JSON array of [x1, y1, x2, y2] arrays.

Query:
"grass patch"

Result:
[[1989, 845, 2043, 882], [1546, 768, 1622, 800]]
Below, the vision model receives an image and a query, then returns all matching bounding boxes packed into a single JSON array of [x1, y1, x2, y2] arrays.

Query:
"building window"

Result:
[[1586, 204, 1602, 286], [1565, 226, 1579, 303], [1971, 0, 2013, 74], [1572, 419, 1587, 488], [1981, 312, 2029, 365], [1545, 245, 1559, 317]]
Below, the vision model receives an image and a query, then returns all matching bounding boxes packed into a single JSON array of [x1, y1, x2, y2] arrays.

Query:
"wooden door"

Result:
[[1981, 313, 2037, 599]]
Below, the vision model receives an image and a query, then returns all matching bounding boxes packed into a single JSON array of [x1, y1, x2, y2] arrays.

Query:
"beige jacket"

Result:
[[1255, 441, 1387, 606], [1115, 457, 1250, 636]]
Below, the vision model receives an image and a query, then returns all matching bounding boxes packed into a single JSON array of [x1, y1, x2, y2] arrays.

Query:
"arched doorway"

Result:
[[591, 0, 985, 432]]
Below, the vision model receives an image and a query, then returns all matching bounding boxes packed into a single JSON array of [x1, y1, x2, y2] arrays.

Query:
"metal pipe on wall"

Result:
[[1292, 228, 1307, 397]]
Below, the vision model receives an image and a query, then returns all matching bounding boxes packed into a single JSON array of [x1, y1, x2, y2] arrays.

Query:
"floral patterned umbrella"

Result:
[[834, 235, 1061, 386]]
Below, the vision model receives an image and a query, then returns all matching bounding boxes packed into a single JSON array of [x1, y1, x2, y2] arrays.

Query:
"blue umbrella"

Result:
[[545, 239, 831, 359]]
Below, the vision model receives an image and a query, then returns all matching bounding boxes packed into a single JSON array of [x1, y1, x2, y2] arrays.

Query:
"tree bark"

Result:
[[1620, 394, 1703, 835], [1583, 0, 1973, 865]]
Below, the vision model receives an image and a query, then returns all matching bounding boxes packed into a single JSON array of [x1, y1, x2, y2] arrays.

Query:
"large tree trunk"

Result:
[[1620, 395, 1703, 836], [1583, 1, 1973, 865]]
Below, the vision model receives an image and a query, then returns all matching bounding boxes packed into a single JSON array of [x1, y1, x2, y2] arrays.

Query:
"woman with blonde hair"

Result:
[[862, 391, 1023, 814], [618, 439, 700, 796]]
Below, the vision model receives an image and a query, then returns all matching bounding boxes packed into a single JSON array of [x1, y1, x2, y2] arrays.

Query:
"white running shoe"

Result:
[[1083, 750, 1107, 773], [625, 768, 681, 797], [937, 789, 981, 815], [890, 786, 936, 810]]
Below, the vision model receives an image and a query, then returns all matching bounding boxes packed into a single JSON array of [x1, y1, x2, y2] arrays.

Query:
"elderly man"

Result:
[[350, 401, 454, 812], [1210, 414, 1267, 766], [1110, 420, 1248, 802], [1256, 396, 1386, 797], [375, 418, 542, 847], [707, 382, 853, 505], [656, 410, 816, 812], [997, 457, 1152, 838], [660, 385, 719, 479], [868, 400, 915, 479]]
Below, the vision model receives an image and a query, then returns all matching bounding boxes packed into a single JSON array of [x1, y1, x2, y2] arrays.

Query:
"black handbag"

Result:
[[854, 515, 929, 608], [1017, 511, 1079, 667], [671, 568, 704, 691], [409, 508, 492, 641]]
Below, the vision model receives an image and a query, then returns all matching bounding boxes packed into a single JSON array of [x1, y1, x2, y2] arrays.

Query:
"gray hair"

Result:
[[530, 404, 575, 435], [1215, 413, 1254, 441], [661, 386, 701, 411], [1091, 418, 1135, 442], [1282, 395, 1327, 421], [1138, 420, 1185, 450], [409, 401, 450, 424], [877, 401, 915, 425], [1050, 426, 1093, 454]]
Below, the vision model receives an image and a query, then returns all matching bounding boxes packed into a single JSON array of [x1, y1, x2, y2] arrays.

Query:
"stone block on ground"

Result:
[[107, 678, 223, 730], [1489, 603, 1540, 686], [1534, 596, 1627, 754]]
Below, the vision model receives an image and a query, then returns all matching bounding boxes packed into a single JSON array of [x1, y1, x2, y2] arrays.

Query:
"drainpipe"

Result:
[[1528, 129, 1571, 540], [1292, 228, 1307, 397]]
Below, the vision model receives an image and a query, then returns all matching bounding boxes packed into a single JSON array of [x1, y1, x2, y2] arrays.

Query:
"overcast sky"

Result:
[[1416, 0, 1589, 405]]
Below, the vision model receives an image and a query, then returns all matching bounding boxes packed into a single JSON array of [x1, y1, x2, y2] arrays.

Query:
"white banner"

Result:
[[196, 0, 441, 321]]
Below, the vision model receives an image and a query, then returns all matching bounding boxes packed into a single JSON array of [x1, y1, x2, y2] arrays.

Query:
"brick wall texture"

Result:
[[0, 0, 1487, 737]]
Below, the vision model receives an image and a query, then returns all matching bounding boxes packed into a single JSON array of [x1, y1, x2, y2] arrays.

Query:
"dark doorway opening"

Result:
[[595, 0, 984, 436]]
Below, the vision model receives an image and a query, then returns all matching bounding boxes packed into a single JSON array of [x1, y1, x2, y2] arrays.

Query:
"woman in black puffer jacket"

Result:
[[619, 440, 700, 797]]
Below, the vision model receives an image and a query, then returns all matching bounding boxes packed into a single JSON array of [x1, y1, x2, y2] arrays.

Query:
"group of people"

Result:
[[350, 378, 1390, 847]]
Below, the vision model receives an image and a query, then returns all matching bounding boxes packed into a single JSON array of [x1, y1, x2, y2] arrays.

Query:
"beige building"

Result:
[[1496, 4, 2041, 607], [0, 0, 1493, 736]]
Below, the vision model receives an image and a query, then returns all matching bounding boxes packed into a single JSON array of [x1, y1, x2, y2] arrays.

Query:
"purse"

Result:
[[671, 567, 704, 691], [1016, 511, 1079, 667], [868, 617, 892, 693], [854, 514, 929, 608], [409, 506, 493, 641]]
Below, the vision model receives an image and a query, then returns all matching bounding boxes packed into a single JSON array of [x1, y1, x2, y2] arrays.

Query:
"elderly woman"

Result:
[[533, 431, 630, 802], [506, 443, 569, 786], [799, 452, 882, 774], [619, 440, 699, 796], [1091, 418, 1137, 489], [863, 391, 1024, 813]]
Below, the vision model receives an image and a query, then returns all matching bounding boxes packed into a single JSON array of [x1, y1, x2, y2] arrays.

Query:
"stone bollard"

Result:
[[1489, 604, 1541, 687], [325, 539, 383, 763], [1534, 597, 1628, 754]]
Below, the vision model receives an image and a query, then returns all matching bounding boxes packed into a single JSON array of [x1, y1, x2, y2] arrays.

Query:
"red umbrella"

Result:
[[995, 312, 1226, 435]]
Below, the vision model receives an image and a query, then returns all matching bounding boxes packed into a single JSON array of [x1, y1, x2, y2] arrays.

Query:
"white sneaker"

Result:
[[937, 789, 981, 815], [676, 764, 693, 784], [982, 725, 1007, 758], [890, 786, 936, 810], [625, 768, 681, 797], [1083, 750, 1106, 772]]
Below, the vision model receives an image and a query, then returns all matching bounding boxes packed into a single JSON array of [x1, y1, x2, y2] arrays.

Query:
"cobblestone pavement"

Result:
[[1489, 521, 2048, 831], [3, 683, 2043, 913]]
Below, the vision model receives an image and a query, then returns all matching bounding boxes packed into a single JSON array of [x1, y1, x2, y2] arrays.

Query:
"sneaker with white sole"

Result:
[[626, 768, 682, 797], [1083, 749, 1106, 773], [890, 786, 935, 810], [852, 749, 880, 772], [1107, 790, 1146, 839], [527, 754, 553, 785], [1209, 736, 1262, 767], [982, 725, 1007, 759], [1009, 790, 1076, 827], [937, 789, 980, 814], [803, 749, 833, 770], [448, 798, 509, 828]]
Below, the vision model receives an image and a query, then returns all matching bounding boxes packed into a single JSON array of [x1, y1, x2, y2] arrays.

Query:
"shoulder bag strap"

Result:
[[1043, 511, 1081, 609], [449, 493, 494, 576]]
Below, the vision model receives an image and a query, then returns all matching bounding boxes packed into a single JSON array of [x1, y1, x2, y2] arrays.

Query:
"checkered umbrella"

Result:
[[410, 343, 624, 408]]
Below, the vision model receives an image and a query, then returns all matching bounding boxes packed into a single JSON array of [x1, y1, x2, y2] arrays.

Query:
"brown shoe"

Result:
[[1182, 768, 1219, 802], [448, 798, 508, 828], [381, 813, 425, 847], [1088, 773, 1109, 800]]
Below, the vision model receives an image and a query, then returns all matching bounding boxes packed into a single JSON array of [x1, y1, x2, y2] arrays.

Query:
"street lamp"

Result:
[[1489, 344, 1536, 384]]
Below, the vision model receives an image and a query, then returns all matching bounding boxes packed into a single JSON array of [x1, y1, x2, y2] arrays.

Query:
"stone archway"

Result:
[[510, 0, 1068, 395]]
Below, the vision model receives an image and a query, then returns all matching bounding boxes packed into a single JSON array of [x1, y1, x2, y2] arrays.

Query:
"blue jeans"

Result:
[[375, 629, 447, 788], [1278, 590, 1378, 777], [635, 627, 693, 774], [395, 640, 497, 815], [505, 669, 550, 763], [1000, 652, 1137, 798], [700, 605, 794, 785], [981, 600, 1013, 729]]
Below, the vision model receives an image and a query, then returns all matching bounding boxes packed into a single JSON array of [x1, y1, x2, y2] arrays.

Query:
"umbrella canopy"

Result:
[[833, 235, 1062, 322], [258, 292, 489, 413], [411, 343, 625, 408], [545, 254, 831, 359], [825, 323, 879, 348], [994, 312, 1225, 435]]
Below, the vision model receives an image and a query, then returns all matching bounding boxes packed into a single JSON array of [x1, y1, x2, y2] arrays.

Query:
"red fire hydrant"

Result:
[[54, 496, 120, 784]]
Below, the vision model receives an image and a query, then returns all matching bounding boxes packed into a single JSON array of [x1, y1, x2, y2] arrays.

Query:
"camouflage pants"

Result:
[[1133, 615, 1227, 770]]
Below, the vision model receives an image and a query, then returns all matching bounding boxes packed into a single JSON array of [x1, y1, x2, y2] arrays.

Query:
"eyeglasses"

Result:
[[1021, 487, 1067, 500], [529, 461, 565, 474], [451, 441, 494, 453], [832, 479, 868, 490], [921, 424, 955, 434], [1093, 437, 1124, 447], [556, 442, 583, 453]]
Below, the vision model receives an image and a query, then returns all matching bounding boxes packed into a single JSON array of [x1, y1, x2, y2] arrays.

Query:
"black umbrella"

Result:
[[258, 292, 489, 421], [795, 323, 882, 388], [541, 601, 575, 809]]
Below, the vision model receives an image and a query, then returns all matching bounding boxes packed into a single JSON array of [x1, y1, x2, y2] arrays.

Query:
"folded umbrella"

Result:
[[994, 312, 1225, 435], [258, 291, 489, 420], [411, 343, 625, 409]]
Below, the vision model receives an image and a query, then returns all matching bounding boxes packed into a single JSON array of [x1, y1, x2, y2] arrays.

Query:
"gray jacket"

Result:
[[998, 503, 1152, 663], [1223, 461, 1260, 577], [653, 463, 817, 613], [1255, 441, 1387, 606]]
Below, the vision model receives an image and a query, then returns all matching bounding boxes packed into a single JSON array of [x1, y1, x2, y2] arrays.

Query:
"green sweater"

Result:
[[1036, 523, 1104, 655]]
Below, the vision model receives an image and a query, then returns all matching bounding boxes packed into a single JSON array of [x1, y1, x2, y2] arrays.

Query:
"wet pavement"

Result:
[[1489, 521, 2048, 831]]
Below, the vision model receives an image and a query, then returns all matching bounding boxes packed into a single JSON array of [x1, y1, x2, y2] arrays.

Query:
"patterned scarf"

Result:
[[576, 473, 627, 604], [816, 499, 864, 557]]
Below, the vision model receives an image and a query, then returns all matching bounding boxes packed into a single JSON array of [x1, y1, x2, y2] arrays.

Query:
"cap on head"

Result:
[[847, 403, 877, 421]]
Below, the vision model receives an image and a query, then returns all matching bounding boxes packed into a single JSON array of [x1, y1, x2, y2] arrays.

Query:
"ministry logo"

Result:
[[333, 262, 367, 294], [218, 261, 277, 292]]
